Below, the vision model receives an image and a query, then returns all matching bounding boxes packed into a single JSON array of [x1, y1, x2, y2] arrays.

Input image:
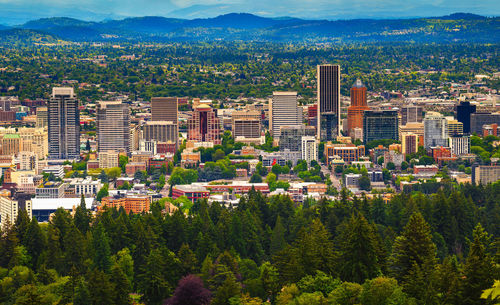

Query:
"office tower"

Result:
[[347, 79, 369, 137], [472, 165, 500, 185], [457, 101, 476, 134], [0, 197, 32, 225], [99, 151, 120, 169], [399, 122, 424, 146], [470, 112, 500, 134], [18, 127, 48, 159], [279, 126, 316, 152], [301, 136, 317, 164], [48, 87, 80, 160], [0, 97, 11, 111], [308, 104, 317, 127], [446, 118, 463, 136], [151, 97, 178, 122], [36, 106, 48, 128], [232, 110, 261, 139], [187, 105, 221, 144], [401, 133, 419, 155], [423, 112, 448, 149], [18, 151, 37, 171], [130, 124, 141, 151], [270, 92, 302, 139], [483, 124, 498, 137], [363, 110, 399, 143], [449, 135, 470, 156], [233, 119, 260, 139], [97, 101, 130, 153], [0, 134, 21, 155], [143, 121, 178, 144], [401, 105, 423, 125], [317, 65, 340, 140]]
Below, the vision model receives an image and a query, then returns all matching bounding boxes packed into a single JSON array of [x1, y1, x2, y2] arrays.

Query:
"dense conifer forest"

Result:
[[0, 182, 498, 304]]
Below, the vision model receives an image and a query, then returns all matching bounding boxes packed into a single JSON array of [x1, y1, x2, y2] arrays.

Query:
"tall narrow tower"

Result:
[[97, 101, 130, 153], [317, 65, 341, 141], [151, 97, 178, 122], [347, 79, 369, 137], [48, 87, 80, 160]]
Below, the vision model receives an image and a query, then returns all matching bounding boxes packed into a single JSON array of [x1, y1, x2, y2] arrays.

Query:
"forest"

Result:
[[0, 181, 498, 305], [0, 42, 498, 102]]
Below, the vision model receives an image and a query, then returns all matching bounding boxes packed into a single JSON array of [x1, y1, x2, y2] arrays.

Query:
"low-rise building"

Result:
[[324, 143, 365, 166], [172, 184, 210, 203], [101, 195, 151, 214], [67, 177, 102, 197], [36, 181, 67, 198], [472, 165, 500, 185]]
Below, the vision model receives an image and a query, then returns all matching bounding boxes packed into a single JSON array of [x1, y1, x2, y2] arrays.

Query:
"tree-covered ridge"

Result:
[[0, 182, 498, 304], [2, 13, 499, 43]]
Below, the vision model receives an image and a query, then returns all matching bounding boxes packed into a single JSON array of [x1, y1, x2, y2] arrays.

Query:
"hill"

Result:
[[15, 13, 500, 43], [0, 28, 61, 44]]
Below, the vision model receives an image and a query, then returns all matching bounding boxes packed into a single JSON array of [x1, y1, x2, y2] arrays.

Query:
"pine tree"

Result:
[[178, 243, 198, 275], [87, 269, 115, 305], [212, 273, 241, 305], [270, 215, 286, 257], [24, 216, 46, 270], [460, 224, 494, 305], [389, 212, 437, 302], [14, 208, 30, 245], [64, 224, 87, 274], [0, 217, 19, 268], [337, 213, 381, 283], [74, 194, 90, 234], [111, 265, 132, 305], [92, 222, 112, 273]]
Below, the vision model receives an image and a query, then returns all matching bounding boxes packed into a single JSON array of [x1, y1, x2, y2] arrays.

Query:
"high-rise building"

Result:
[[457, 101, 476, 134], [232, 110, 261, 139], [449, 135, 470, 156], [270, 92, 302, 140], [0, 197, 32, 225], [233, 119, 261, 139], [446, 118, 463, 136], [401, 133, 418, 155], [187, 105, 221, 144], [401, 105, 423, 125], [470, 112, 500, 135], [279, 126, 316, 152], [48, 87, 80, 160], [130, 124, 141, 151], [301, 136, 317, 164], [97, 101, 130, 153], [347, 79, 369, 137], [472, 165, 500, 185], [143, 121, 178, 146], [36, 106, 48, 128], [399, 122, 424, 146], [151, 97, 178, 122], [18, 151, 37, 171], [363, 110, 399, 144], [317, 65, 340, 141], [99, 151, 120, 169], [423, 112, 448, 149]]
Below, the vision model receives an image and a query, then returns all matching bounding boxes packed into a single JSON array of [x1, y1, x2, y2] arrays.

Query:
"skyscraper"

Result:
[[456, 101, 476, 134], [423, 112, 448, 149], [347, 79, 369, 137], [187, 104, 221, 144], [97, 101, 130, 153], [363, 110, 399, 144], [270, 92, 302, 140], [151, 97, 178, 122], [401, 105, 423, 125], [143, 121, 178, 146], [470, 112, 500, 135], [48, 87, 80, 160], [317, 65, 340, 141]]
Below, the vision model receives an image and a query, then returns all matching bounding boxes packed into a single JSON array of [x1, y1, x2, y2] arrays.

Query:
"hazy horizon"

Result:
[[0, 0, 498, 25]]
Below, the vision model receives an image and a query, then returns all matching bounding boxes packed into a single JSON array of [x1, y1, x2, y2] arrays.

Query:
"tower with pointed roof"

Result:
[[347, 79, 369, 138]]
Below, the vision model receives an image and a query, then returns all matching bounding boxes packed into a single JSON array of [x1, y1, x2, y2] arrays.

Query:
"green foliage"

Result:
[[169, 167, 199, 185]]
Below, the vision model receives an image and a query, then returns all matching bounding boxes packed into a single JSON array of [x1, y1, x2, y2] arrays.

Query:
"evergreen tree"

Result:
[[74, 195, 91, 234], [87, 269, 115, 305], [74, 279, 91, 305], [178, 243, 198, 275], [270, 215, 286, 257], [460, 224, 495, 305], [92, 222, 112, 273], [337, 213, 381, 283], [138, 249, 173, 305], [24, 217, 46, 269], [0, 218, 19, 268], [64, 224, 87, 274], [111, 265, 132, 305], [389, 212, 437, 302], [212, 273, 241, 305], [14, 209, 30, 245]]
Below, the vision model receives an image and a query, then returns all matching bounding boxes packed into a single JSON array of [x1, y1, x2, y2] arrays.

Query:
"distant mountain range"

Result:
[[0, 13, 498, 44]]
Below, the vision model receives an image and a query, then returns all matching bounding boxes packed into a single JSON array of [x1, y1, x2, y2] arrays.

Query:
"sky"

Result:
[[0, 0, 498, 24]]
